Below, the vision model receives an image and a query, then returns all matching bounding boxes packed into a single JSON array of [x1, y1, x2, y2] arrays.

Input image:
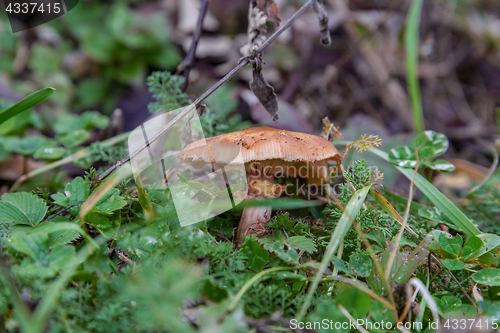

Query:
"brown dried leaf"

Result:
[[254, 0, 281, 26], [250, 62, 279, 123]]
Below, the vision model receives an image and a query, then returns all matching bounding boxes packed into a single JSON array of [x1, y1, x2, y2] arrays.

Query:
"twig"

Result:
[[176, 0, 209, 92], [432, 254, 479, 312], [99, 0, 318, 182], [44, 200, 86, 222]]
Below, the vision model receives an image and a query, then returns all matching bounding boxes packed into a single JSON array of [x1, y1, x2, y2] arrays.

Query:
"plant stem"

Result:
[[405, 0, 425, 132], [429, 267, 445, 285]]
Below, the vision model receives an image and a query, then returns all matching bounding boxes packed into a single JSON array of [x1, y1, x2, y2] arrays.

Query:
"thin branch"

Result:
[[99, 0, 317, 181], [432, 254, 479, 312], [44, 200, 85, 222], [177, 0, 209, 92]]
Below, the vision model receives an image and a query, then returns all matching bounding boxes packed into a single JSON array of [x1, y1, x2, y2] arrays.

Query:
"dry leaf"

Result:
[[472, 283, 484, 302], [254, 0, 282, 26], [249, 61, 279, 123]]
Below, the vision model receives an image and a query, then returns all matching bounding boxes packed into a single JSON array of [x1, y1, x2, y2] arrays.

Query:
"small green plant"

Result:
[[389, 130, 455, 172]]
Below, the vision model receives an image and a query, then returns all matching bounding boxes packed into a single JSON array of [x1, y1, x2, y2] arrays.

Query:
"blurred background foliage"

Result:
[[1, 0, 500, 332]]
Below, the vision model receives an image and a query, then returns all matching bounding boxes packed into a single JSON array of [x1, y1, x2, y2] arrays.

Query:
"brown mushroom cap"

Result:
[[178, 126, 341, 165], [178, 127, 341, 245]]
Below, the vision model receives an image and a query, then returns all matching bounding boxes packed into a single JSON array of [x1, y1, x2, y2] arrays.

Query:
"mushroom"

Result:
[[178, 127, 341, 244]]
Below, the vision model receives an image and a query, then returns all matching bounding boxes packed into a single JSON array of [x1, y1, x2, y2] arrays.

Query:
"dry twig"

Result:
[[176, 0, 209, 92]]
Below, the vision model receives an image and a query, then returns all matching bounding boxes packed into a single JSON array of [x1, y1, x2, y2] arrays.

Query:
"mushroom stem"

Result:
[[236, 206, 272, 244]]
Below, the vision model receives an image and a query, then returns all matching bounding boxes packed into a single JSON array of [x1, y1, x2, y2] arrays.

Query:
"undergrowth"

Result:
[[0, 72, 499, 333]]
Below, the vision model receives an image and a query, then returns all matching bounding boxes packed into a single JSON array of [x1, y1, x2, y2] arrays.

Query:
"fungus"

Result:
[[178, 127, 341, 244]]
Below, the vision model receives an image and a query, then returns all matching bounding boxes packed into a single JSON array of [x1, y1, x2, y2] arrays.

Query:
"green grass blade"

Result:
[[236, 198, 322, 210], [0, 87, 55, 125], [370, 148, 481, 236], [406, 0, 425, 133], [296, 185, 372, 322]]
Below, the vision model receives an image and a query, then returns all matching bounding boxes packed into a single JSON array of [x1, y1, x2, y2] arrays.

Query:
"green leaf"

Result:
[[9, 232, 50, 263], [53, 114, 83, 135], [94, 188, 127, 214], [241, 238, 269, 271], [0, 192, 47, 226], [487, 286, 500, 301], [416, 131, 449, 159], [331, 256, 349, 274], [83, 212, 120, 238], [423, 160, 455, 172], [81, 30, 114, 62], [58, 129, 90, 148], [447, 304, 476, 318], [75, 78, 108, 107], [440, 295, 461, 313], [285, 236, 317, 254], [202, 280, 228, 302], [29, 44, 61, 73], [259, 239, 299, 265], [472, 268, 500, 286], [71, 272, 100, 282], [349, 253, 372, 277], [441, 259, 465, 271], [27, 220, 84, 247], [475, 234, 500, 258], [388, 146, 417, 168], [4, 136, 56, 156], [51, 177, 90, 214], [461, 236, 483, 260], [34, 147, 66, 160], [139, 220, 169, 251], [418, 206, 445, 223], [81, 111, 110, 130], [0, 88, 54, 125], [47, 229, 81, 247], [475, 251, 500, 268], [335, 288, 372, 318], [438, 233, 463, 257]]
